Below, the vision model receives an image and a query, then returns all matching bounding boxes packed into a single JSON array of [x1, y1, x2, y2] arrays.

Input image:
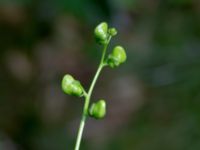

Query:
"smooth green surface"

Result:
[[89, 99, 106, 119], [108, 28, 118, 37], [108, 46, 127, 68], [94, 22, 108, 45], [62, 74, 84, 97]]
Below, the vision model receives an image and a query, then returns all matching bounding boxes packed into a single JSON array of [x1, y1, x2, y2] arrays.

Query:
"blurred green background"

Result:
[[0, 0, 200, 150]]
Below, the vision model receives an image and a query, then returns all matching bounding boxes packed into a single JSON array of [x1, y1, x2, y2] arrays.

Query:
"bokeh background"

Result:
[[0, 0, 200, 150]]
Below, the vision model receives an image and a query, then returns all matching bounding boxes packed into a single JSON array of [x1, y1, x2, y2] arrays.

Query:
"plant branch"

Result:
[[74, 38, 111, 150]]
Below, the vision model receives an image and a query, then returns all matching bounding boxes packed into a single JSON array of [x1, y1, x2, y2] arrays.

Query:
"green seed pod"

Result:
[[62, 74, 84, 97], [107, 46, 127, 68], [94, 22, 108, 45], [108, 28, 117, 36], [89, 99, 106, 119]]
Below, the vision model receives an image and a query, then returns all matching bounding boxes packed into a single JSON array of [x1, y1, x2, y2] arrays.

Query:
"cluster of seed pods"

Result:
[[61, 22, 127, 120]]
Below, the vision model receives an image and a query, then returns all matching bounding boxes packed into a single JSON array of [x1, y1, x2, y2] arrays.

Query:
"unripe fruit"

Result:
[[107, 46, 127, 68], [89, 100, 106, 119], [108, 28, 117, 36], [62, 74, 83, 97], [94, 22, 108, 45]]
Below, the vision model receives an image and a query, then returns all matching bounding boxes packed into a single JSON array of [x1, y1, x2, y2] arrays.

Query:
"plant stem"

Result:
[[74, 115, 86, 150], [74, 39, 110, 150]]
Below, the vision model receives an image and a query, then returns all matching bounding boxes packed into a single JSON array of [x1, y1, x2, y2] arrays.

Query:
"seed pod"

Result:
[[62, 74, 84, 97], [89, 100, 106, 119], [107, 46, 127, 68], [94, 22, 108, 45], [108, 28, 117, 36]]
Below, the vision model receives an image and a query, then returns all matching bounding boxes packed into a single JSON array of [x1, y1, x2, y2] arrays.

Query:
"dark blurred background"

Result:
[[0, 0, 200, 150]]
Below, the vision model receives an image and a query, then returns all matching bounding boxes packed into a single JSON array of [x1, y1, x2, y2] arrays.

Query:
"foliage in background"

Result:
[[0, 0, 200, 150]]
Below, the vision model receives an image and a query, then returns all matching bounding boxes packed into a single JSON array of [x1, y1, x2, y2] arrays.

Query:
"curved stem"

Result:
[[74, 37, 111, 150]]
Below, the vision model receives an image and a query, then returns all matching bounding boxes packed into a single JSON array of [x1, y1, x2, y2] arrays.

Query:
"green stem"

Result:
[[74, 38, 111, 150]]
